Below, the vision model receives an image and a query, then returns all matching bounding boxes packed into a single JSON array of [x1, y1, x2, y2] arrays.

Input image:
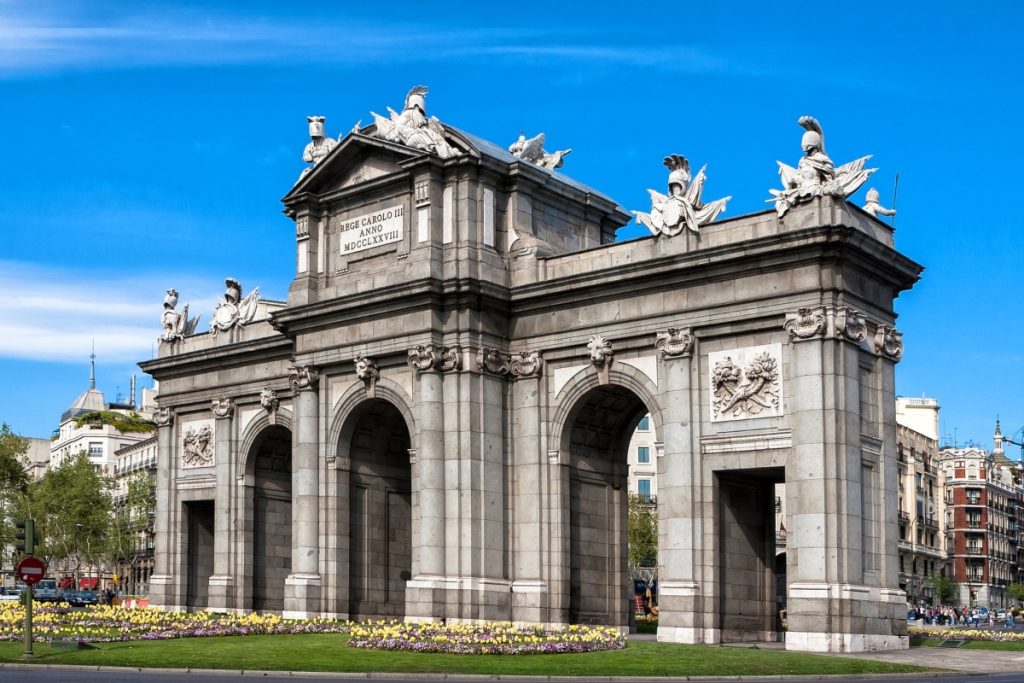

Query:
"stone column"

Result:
[[283, 365, 322, 618], [510, 351, 547, 623], [651, 329, 706, 643], [405, 345, 447, 620], [148, 406, 177, 610], [207, 397, 235, 611]]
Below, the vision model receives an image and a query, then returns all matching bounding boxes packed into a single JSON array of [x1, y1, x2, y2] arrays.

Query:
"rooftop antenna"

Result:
[[89, 340, 96, 390], [890, 172, 900, 231]]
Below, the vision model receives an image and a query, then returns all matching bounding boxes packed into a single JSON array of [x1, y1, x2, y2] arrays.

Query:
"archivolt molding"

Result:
[[236, 407, 294, 479], [547, 363, 663, 457], [327, 376, 417, 466]]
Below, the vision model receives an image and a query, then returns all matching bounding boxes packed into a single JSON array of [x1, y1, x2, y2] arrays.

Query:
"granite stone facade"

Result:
[[141, 123, 921, 652]]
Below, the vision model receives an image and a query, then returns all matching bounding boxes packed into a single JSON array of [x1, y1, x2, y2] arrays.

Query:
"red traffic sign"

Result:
[[16, 557, 46, 585]]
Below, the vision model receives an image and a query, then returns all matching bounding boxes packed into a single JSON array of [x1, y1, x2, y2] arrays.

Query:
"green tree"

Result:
[[627, 494, 658, 567], [932, 575, 957, 604], [1008, 583, 1024, 605], [20, 452, 113, 583], [0, 424, 30, 566]]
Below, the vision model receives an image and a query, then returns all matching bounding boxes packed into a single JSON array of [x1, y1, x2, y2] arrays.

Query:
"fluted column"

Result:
[[149, 406, 176, 609], [283, 364, 322, 618], [207, 397, 235, 611]]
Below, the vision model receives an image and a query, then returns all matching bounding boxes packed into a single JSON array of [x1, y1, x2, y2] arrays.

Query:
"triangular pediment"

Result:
[[283, 133, 425, 200]]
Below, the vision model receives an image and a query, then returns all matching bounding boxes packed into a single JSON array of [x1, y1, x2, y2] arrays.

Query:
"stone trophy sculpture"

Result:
[[633, 154, 730, 237], [769, 116, 876, 217], [211, 277, 260, 336], [508, 132, 572, 170], [298, 116, 337, 180], [159, 288, 200, 344], [370, 85, 459, 158]]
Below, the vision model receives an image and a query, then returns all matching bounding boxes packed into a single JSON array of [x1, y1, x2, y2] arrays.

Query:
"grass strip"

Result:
[[911, 637, 1024, 651], [0, 634, 928, 676]]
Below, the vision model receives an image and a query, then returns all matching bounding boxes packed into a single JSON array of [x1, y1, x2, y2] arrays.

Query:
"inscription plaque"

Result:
[[338, 205, 405, 255]]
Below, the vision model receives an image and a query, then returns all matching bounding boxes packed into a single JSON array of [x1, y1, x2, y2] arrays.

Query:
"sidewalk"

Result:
[[840, 646, 1024, 674]]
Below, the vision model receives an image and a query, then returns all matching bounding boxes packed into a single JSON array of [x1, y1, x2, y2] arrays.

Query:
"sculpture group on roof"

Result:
[[294, 86, 897, 238]]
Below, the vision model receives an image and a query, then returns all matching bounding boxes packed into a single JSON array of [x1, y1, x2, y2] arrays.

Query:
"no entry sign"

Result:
[[16, 557, 46, 585]]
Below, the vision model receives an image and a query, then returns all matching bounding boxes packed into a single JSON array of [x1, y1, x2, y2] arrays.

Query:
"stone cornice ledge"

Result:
[[700, 430, 792, 454]]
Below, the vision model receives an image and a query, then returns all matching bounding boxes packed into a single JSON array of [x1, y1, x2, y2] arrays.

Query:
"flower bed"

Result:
[[347, 621, 626, 655], [0, 602, 347, 643], [909, 626, 1024, 643]]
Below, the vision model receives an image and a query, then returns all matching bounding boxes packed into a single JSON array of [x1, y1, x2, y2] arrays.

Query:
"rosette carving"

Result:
[[655, 327, 694, 358]]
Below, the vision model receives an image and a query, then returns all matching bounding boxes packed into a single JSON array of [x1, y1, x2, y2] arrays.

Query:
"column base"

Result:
[[786, 583, 908, 652], [511, 579, 547, 624], [283, 573, 322, 619], [405, 575, 512, 622], [147, 574, 175, 609], [206, 575, 234, 611], [786, 631, 909, 652]]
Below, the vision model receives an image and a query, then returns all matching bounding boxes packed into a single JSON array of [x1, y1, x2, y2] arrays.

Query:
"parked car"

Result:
[[0, 589, 22, 602], [34, 579, 62, 603], [61, 590, 98, 607]]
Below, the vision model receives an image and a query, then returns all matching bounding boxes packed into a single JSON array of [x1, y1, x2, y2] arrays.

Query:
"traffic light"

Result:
[[15, 519, 34, 556]]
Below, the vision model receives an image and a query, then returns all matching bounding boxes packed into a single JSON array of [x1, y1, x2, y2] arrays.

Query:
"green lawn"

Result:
[[0, 634, 929, 676]]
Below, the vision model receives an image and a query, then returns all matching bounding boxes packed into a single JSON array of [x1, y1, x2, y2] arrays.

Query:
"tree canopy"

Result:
[[627, 494, 658, 568]]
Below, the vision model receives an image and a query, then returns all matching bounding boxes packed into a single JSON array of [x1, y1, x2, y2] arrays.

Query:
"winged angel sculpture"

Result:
[[633, 154, 730, 237], [769, 116, 876, 217], [369, 86, 459, 159]]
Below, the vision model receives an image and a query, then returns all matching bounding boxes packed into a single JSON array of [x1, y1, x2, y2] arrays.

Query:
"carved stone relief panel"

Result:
[[709, 343, 783, 422], [180, 418, 215, 469]]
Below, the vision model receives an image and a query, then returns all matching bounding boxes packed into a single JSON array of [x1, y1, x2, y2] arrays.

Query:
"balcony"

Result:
[[899, 511, 911, 525]]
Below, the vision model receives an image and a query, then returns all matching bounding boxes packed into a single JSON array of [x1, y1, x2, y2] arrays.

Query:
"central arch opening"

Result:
[[345, 398, 412, 619], [564, 384, 652, 627]]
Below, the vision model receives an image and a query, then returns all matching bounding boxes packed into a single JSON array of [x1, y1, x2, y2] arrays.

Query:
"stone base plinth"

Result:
[[283, 573, 322, 619], [785, 583, 908, 653], [206, 575, 234, 611], [405, 575, 512, 622], [147, 574, 175, 610]]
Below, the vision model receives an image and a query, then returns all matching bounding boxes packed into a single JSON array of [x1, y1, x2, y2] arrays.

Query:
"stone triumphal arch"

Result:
[[142, 89, 920, 652]]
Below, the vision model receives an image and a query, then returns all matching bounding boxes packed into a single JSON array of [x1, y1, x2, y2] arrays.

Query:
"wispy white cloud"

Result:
[[0, 4, 745, 77], [0, 260, 217, 363]]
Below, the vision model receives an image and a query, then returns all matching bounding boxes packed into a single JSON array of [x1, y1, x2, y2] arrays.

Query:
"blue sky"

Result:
[[1, 1, 1021, 454]]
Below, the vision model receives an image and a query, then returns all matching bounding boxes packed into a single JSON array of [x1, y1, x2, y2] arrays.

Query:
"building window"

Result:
[[88, 442, 103, 457], [637, 479, 651, 502], [637, 446, 650, 464], [637, 415, 650, 431]]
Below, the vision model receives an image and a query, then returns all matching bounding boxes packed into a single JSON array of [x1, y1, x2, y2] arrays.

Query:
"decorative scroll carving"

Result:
[[710, 345, 783, 422], [182, 424, 214, 468], [833, 307, 867, 342], [211, 278, 260, 336], [655, 327, 694, 358], [634, 154, 730, 237], [211, 397, 234, 419], [408, 344, 460, 373], [769, 116, 876, 217], [509, 350, 543, 378], [369, 85, 461, 159], [260, 386, 279, 420], [476, 348, 510, 376], [298, 115, 337, 180], [862, 188, 896, 219], [289, 364, 319, 392], [438, 346, 461, 373], [508, 132, 571, 170], [153, 406, 174, 427], [875, 325, 904, 362], [354, 356, 380, 396], [588, 335, 614, 385], [784, 307, 827, 340], [159, 288, 200, 344]]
